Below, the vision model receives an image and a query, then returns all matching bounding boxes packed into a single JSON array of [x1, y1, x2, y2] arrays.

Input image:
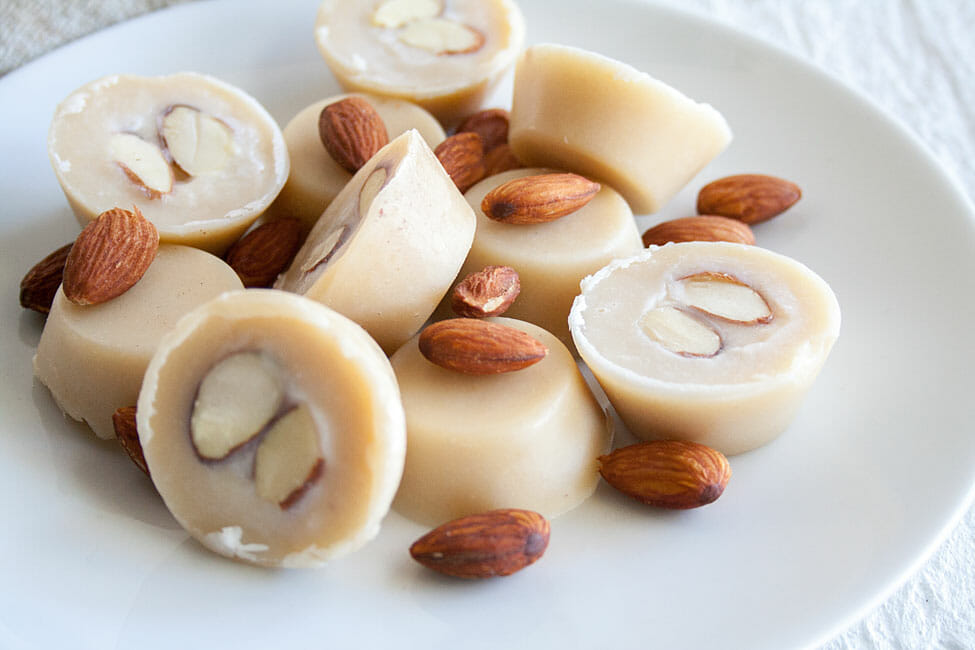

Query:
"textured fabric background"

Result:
[[1, 1, 972, 647]]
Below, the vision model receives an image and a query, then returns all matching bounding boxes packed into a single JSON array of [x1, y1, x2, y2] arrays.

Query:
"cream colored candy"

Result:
[[390, 317, 612, 526], [509, 43, 732, 214], [275, 129, 476, 354], [313, 0, 525, 126], [455, 168, 643, 349], [267, 93, 445, 232], [33, 245, 244, 439], [137, 290, 406, 568], [48, 72, 289, 254], [569, 242, 841, 455]]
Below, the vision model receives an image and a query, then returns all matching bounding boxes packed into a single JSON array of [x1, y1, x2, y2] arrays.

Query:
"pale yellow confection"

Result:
[[569, 242, 841, 456], [455, 168, 643, 349], [275, 129, 476, 354], [313, 0, 525, 126], [509, 43, 732, 214], [33, 245, 244, 439], [48, 72, 289, 254], [137, 290, 406, 568], [390, 317, 612, 526], [267, 93, 445, 232]]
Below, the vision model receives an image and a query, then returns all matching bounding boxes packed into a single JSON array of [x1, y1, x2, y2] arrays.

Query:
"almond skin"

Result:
[[434, 131, 486, 193], [112, 406, 149, 477], [697, 174, 801, 224], [418, 318, 547, 374], [62, 206, 159, 306], [409, 508, 550, 579], [450, 265, 521, 318], [482, 143, 523, 177], [598, 440, 731, 509], [318, 97, 389, 174], [481, 173, 600, 224], [641, 215, 755, 247], [456, 108, 509, 153], [225, 218, 304, 288], [19, 242, 73, 315]]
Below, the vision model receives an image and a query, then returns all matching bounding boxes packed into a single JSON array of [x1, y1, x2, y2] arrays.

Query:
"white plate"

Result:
[[1, 1, 974, 648]]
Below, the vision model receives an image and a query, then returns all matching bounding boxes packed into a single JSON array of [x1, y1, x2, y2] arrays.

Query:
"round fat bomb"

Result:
[[137, 290, 406, 568], [390, 317, 612, 526]]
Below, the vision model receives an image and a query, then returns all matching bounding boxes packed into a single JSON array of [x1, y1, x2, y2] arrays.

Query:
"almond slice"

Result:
[[419, 318, 547, 374], [678, 272, 773, 325], [397, 17, 485, 55], [318, 97, 389, 174], [62, 206, 159, 306], [372, 0, 443, 28], [159, 104, 235, 176], [450, 265, 521, 318], [109, 132, 173, 198], [253, 403, 324, 509], [481, 173, 600, 224], [639, 306, 722, 358]]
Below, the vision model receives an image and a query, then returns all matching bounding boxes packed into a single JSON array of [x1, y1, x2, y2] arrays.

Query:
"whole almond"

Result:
[[434, 131, 486, 193], [451, 265, 521, 318], [482, 143, 523, 177], [641, 215, 755, 247], [318, 97, 389, 174], [112, 406, 149, 477], [457, 108, 509, 153], [697, 174, 801, 224], [598, 440, 731, 509], [225, 218, 304, 288], [19, 242, 73, 315], [409, 508, 550, 579], [419, 318, 547, 374], [481, 173, 600, 224], [62, 206, 159, 306]]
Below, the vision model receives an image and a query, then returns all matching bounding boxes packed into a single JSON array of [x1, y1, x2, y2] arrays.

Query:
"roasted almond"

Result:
[[641, 215, 755, 247], [434, 131, 485, 193], [318, 96, 389, 174], [697, 174, 801, 224], [598, 440, 731, 509], [112, 406, 149, 477], [451, 265, 521, 318], [418, 318, 547, 374], [62, 206, 159, 306], [225, 218, 304, 288], [481, 173, 600, 224], [456, 108, 509, 153], [19, 242, 73, 315], [409, 508, 550, 579], [482, 143, 523, 177]]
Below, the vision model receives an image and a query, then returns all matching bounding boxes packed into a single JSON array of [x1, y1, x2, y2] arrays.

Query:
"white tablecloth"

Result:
[[2, 1, 972, 647]]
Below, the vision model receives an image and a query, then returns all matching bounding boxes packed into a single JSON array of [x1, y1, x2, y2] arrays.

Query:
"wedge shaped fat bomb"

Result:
[[314, 0, 525, 126], [48, 72, 289, 254], [509, 44, 732, 214], [33, 245, 244, 439], [391, 317, 612, 526], [569, 242, 841, 455], [137, 290, 406, 568], [268, 93, 446, 232], [275, 129, 476, 353]]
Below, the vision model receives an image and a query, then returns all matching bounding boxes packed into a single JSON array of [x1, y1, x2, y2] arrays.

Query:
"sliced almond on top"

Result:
[[372, 0, 442, 28], [639, 306, 722, 358], [434, 132, 485, 193], [189, 351, 284, 460], [318, 97, 389, 174], [109, 132, 173, 198], [19, 242, 73, 315], [159, 105, 235, 176], [254, 403, 325, 509], [62, 206, 159, 306], [225, 218, 304, 288], [481, 173, 600, 224], [678, 272, 773, 325], [419, 318, 547, 374], [697, 174, 801, 224], [641, 215, 755, 247], [451, 265, 520, 318], [398, 17, 485, 55]]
